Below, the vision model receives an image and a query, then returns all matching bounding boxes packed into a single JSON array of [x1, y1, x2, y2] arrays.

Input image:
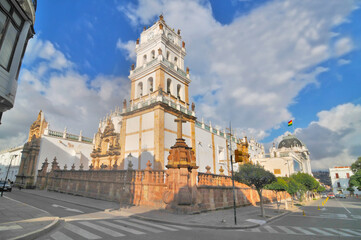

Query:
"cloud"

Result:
[[116, 39, 137, 61], [334, 37, 353, 56], [0, 37, 130, 150], [118, 0, 357, 138], [337, 58, 351, 65], [293, 103, 361, 170], [24, 36, 73, 70]]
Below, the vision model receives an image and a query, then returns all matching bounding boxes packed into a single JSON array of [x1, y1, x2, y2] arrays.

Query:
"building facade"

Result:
[[329, 166, 361, 195], [0, 145, 22, 182], [254, 134, 312, 177], [14, 110, 93, 188], [91, 16, 245, 175], [0, 0, 36, 123]]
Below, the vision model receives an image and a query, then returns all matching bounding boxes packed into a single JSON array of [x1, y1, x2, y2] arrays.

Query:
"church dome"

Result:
[[278, 134, 305, 149]]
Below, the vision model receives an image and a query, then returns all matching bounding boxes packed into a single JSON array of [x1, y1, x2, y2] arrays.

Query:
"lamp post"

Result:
[[227, 123, 237, 225], [1, 154, 17, 197]]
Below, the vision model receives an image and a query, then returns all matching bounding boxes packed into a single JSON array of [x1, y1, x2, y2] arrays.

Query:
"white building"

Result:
[[248, 138, 265, 163], [254, 134, 312, 177], [0, 146, 23, 182], [0, 0, 36, 123], [329, 166, 361, 196], [14, 111, 94, 188]]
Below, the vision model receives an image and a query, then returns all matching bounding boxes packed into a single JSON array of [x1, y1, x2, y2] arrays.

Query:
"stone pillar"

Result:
[[163, 115, 199, 213]]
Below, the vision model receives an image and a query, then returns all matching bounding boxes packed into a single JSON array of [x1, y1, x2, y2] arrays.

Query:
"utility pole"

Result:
[[1, 154, 17, 197], [227, 123, 237, 225]]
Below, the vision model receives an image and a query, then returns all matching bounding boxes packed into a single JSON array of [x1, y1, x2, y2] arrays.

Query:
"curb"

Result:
[[23, 190, 117, 212], [129, 204, 298, 230], [9, 217, 62, 240], [131, 214, 260, 229]]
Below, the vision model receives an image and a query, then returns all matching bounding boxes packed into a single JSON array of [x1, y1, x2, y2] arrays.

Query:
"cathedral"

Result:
[[253, 134, 313, 177], [91, 15, 250, 175]]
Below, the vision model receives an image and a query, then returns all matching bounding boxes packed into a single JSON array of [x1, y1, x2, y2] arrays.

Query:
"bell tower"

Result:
[[129, 15, 190, 106], [120, 15, 196, 171]]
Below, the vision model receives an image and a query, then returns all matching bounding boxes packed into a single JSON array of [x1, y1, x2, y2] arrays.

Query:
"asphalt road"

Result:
[[6, 190, 361, 240], [6, 190, 99, 217]]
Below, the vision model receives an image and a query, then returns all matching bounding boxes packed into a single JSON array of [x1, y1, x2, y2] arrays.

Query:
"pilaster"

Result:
[[153, 106, 165, 169]]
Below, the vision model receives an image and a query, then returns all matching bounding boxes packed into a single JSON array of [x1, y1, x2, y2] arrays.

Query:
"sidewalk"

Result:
[[0, 189, 301, 239], [24, 189, 298, 228]]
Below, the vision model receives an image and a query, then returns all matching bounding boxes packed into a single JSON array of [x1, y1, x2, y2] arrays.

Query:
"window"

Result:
[[337, 182, 341, 188], [148, 77, 153, 93], [174, 56, 178, 66], [335, 173, 339, 178], [218, 146, 225, 163], [274, 169, 281, 174], [166, 51, 170, 60], [137, 82, 143, 98], [167, 78, 172, 94], [143, 55, 147, 65], [0, 1, 23, 70], [177, 84, 181, 100], [151, 50, 155, 59], [346, 173, 350, 178]]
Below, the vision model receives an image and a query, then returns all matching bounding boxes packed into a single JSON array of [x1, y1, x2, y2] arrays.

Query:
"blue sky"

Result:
[[0, 0, 360, 170]]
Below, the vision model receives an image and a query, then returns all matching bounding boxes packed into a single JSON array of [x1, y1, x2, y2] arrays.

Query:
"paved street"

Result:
[[6, 190, 100, 218], [39, 197, 361, 240], [1, 190, 361, 240]]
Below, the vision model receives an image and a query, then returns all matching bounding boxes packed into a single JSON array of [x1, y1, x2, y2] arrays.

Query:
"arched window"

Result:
[[167, 79, 172, 94], [166, 51, 170, 61], [174, 57, 178, 66], [137, 82, 143, 98], [151, 50, 155, 59], [177, 84, 181, 100], [143, 55, 147, 65], [148, 77, 153, 93]]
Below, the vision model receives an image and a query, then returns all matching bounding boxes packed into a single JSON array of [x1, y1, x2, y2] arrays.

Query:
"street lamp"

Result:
[[1, 154, 17, 197]]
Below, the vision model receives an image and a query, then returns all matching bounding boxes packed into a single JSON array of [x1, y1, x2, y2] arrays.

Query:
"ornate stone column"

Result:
[[163, 115, 199, 213]]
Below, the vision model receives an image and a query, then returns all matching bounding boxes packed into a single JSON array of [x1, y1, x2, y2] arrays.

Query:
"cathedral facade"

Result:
[[91, 16, 248, 175], [14, 111, 93, 188]]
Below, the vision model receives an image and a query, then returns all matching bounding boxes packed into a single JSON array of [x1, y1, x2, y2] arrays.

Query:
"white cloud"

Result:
[[293, 103, 361, 170], [116, 39, 137, 61], [334, 37, 353, 57], [0, 37, 130, 150], [118, 0, 357, 137], [337, 58, 351, 65], [24, 37, 73, 70]]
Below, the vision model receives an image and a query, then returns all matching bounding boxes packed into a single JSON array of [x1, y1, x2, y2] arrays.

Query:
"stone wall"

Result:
[[36, 158, 285, 212], [37, 167, 166, 207]]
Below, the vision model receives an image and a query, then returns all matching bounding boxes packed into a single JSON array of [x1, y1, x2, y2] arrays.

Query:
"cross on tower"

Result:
[[174, 115, 187, 139]]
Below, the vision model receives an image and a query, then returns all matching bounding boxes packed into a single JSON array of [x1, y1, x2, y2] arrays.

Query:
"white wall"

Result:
[[195, 126, 215, 174], [257, 157, 293, 177], [126, 116, 140, 133], [35, 136, 92, 179], [0, 147, 23, 182], [142, 112, 154, 130], [330, 167, 361, 195]]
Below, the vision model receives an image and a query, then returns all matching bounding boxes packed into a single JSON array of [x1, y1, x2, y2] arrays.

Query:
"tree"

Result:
[[317, 185, 326, 193], [351, 157, 361, 173], [265, 177, 288, 211], [349, 170, 361, 191], [290, 172, 319, 200], [347, 186, 355, 196], [284, 177, 301, 207], [234, 163, 276, 217]]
